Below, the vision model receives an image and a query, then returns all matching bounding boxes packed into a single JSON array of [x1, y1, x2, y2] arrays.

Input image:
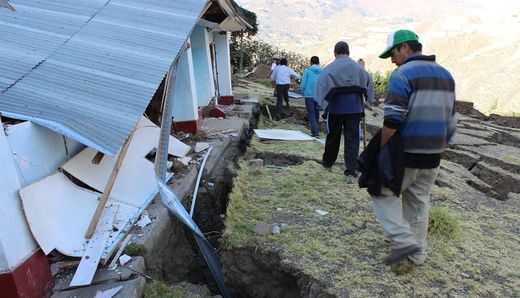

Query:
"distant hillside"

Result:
[[235, 0, 520, 114]]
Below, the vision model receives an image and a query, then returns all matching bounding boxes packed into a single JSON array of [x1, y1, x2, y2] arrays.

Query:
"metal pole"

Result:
[[189, 147, 213, 217], [155, 59, 179, 181]]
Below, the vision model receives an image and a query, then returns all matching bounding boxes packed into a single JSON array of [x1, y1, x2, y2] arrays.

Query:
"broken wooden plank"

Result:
[[70, 206, 117, 287], [85, 126, 137, 239], [108, 234, 132, 269], [265, 105, 273, 120]]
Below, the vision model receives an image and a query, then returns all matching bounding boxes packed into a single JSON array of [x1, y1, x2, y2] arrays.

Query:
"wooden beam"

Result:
[[265, 105, 273, 121], [85, 125, 137, 239]]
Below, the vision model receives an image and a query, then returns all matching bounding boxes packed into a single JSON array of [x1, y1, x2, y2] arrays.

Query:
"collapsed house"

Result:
[[0, 0, 250, 297]]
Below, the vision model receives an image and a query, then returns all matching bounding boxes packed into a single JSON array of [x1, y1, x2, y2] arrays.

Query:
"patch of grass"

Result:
[[257, 78, 272, 88], [144, 281, 194, 298], [223, 104, 520, 296], [502, 155, 520, 165], [123, 243, 148, 256], [428, 206, 460, 239]]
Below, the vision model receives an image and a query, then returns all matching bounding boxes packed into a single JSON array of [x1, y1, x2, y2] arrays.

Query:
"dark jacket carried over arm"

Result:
[[357, 130, 405, 196]]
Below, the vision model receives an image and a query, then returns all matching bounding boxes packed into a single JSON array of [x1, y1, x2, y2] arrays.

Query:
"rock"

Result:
[[435, 176, 451, 188], [315, 209, 329, 216], [470, 166, 481, 176], [353, 221, 366, 228], [195, 142, 210, 153], [253, 223, 272, 235], [272, 225, 281, 235], [51, 276, 146, 298], [247, 159, 264, 175], [119, 255, 131, 266]]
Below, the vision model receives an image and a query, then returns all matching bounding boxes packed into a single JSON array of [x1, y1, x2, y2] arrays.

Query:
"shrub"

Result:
[[145, 281, 192, 298], [428, 206, 460, 239], [123, 243, 148, 256], [369, 70, 392, 96], [257, 79, 272, 88]]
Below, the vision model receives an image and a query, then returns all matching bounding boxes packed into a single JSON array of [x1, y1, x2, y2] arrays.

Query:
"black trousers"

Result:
[[275, 84, 290, 119], [322, 113, 361, 176]]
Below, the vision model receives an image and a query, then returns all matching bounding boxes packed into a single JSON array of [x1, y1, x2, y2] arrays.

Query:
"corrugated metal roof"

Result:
[[0, 0, 208, 155]]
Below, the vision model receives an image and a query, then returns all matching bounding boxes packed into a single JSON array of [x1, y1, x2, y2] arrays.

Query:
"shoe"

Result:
[[392, 258, 414, 275], [322, 164, 332, 172], [311, 134, 319, 138], [383, 245, 420, 264], [345, 175, 355, 184]]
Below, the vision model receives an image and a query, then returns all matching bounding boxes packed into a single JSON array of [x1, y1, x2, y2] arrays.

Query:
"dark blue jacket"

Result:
[[357, 130, 405, 196]]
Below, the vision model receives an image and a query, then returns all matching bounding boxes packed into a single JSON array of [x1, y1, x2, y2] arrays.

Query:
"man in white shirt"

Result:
[[269, 57, 280, 97], [270, 58, 299, 120]]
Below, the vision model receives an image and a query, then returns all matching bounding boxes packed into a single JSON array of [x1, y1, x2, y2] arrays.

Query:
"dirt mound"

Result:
[[252, 64, 271, 80]]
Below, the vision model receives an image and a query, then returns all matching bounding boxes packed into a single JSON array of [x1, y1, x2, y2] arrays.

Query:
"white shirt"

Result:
[[270, 65, 299, 85]]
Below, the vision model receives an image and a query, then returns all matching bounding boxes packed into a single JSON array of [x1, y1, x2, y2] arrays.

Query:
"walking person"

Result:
[[301, 56, 323, 137], [357, 58, 375, 146], [314, 41, 369, 183], [371, 29, 457, 269], [270, 58, 299, 120], [270, 57, 280, 96], [357, 58, 374, 104]]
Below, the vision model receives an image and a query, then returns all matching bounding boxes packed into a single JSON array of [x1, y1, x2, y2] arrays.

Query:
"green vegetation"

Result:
[[502, 155, 520, 165], [223, 113, 520, 296], [257, 78, 272, 88], [123, 243, 148, 256], [144, 281, 196, 298], [428, 206, 460, 239], [369, 70, 392, 96]]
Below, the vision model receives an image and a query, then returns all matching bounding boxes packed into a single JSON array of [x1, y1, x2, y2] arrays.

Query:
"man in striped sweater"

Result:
[[372, 30, 457, 269]]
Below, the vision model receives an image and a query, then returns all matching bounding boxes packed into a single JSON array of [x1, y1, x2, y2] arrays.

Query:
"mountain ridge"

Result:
[[236, 0, 520, 114]]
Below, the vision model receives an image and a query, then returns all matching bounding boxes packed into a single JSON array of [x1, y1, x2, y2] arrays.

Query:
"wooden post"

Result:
[[85, 125, 138, 239], [362, 117, 367, 149], [265, 105, 273, 120]]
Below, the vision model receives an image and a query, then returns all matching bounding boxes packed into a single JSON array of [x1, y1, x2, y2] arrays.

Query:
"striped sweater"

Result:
[[384, 54, 457, 156]]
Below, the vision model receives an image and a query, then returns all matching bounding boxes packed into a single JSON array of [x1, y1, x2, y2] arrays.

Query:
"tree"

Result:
[[230, 7, 258, 70], [229, 6, 308, 75]]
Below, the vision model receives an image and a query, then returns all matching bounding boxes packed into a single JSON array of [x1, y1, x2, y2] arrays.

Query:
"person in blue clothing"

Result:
[[300, 56, 323, 137], [371, 29, 457, 270]]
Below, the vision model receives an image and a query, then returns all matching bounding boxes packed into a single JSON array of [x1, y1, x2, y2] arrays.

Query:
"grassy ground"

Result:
[[223, 113, 520, 297]]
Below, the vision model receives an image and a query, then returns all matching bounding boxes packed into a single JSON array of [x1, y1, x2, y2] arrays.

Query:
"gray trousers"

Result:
[[371, 167, 439, 264]]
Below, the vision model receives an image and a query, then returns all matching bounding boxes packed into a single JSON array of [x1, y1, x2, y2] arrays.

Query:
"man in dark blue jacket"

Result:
[[314, 41, 370, 183]]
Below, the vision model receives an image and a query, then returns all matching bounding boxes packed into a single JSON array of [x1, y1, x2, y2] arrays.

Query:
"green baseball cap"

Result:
[[379, 30, 419, 59]]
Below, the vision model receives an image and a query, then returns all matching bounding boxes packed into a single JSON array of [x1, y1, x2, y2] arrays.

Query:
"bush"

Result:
[[369, 70, 392, 96], [123, 243, 148, 256], [257, 79, 272, 88], [145, 281, 192, 298], [428, 206, 460, 239], [231, 38, 309, 75]]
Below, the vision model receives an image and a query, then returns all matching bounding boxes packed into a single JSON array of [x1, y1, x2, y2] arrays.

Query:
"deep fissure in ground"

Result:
[[152, 103, 519, 297]]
